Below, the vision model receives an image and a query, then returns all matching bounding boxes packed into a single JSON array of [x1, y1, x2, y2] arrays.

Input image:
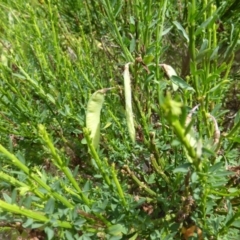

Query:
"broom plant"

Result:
[[0, 0, 239, 239]]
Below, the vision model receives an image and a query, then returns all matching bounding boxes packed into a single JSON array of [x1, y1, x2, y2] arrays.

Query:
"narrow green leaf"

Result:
[[22, 218, 34, 228], [195, 12, 219, 36], [173, 163, 191, 173], [170, 76, 195, 91], [46, 93, 56, 104], [196, 48, 212, 61], [172, 21, 189, 42], [162, 26, 173, 36], [209, 162, 223, 173], [207, 80, 230, 94], [130, 38, 136, 52], [31, 222, 45, 229], [210, 46, 219, 60], [11, 189, 17, 204]]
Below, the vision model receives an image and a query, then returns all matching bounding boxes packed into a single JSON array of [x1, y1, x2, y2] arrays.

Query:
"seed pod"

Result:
[[159, 64, 177, 78], [86, 88, 112, 149], [207, 113, 220, 146], [123, 62, 135, 143], [185, 104, 200, 127], [185, 104, 200, 148], [159, 63, 178, 91]]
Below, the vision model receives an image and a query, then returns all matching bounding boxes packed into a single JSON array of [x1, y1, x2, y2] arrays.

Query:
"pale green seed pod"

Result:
[[159, 63, 179, 91], [123, 63, 135, 143], [86, 88, 113, 149], [86, 89, 105, 149]]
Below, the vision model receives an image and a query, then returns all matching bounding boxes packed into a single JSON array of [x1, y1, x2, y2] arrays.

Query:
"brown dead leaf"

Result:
[[182, 225, 203, 240]]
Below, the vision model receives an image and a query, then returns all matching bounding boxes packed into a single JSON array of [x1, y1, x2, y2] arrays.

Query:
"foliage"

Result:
[[0, 0, 240, 239]]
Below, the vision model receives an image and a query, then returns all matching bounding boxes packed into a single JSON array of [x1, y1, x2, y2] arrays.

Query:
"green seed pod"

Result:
[[123, 63, 135, 143], [86, 88, 112, 149], [86, 90, 105, 149]]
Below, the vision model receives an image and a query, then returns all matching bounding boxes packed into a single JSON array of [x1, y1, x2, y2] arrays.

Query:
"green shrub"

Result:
[[0, 0, 239, 239]]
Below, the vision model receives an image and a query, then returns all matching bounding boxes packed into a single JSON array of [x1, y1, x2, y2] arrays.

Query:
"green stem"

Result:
[[104, 0, 133, 61], [171, 120, 201, 170], [210, 189, 240, 197], [226, 119, 240, 138], [0, 171, 45, 199], [0, 200, 72, 229], [143, 0, 152, 47], [47, 0, 60, 71], [124, 165, 157, 197], [84, 128, 111, 186], [150, 155, 169, 184], [0, 171, 26, 188], [111, 163, 127, 206], [133, 93, 150, 143], [38, 124, 90, 206], [188, 0, 198, 95], [0, 144, 73, 208], [149, 132, 165, 168], [155, 0, 168, 80], [219, 208, 240, 234]]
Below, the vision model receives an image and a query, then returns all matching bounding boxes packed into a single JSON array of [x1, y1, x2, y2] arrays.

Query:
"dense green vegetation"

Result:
[[0, 0, 239, 239]]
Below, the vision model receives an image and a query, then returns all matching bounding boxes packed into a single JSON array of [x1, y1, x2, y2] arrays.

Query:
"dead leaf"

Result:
[[182, 225, 203, 240]]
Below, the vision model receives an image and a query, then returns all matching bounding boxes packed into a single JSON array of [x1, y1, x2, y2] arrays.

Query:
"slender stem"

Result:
[[226, 119, 240, 138], [133, 93, 150, 143], [124, 165, 157, 197], [47, 0, 60, 72], [39, 124, 91, 206], [150, 155, 169, 184], [188, 0, 198, 95], [149, 133, 165, 169], [0, 171, 45, 199], [210, 189, 240, 197], [84, 128, 111, 186], [0, 200, 73, 228], [111, 163, 127, 206], [0, 144, 73, 208], [155, 0, 168, 80], [219, 208, 240, 234], [104, 0, 134, 61]]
